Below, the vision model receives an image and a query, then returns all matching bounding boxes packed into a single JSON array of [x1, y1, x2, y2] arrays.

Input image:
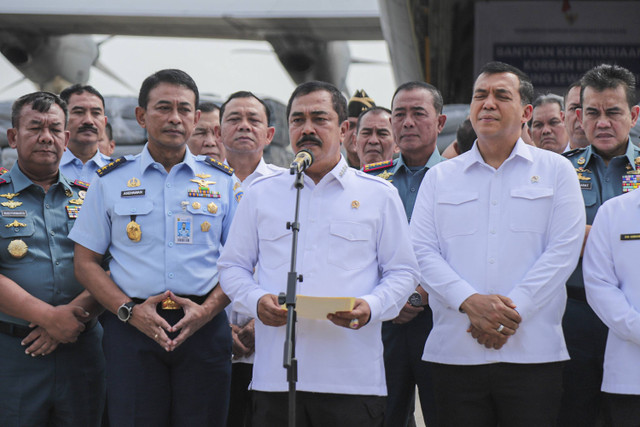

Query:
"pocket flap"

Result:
[[329, 222, 371, 241], [437, 192, 479, 206], [114, 200, 154, 216], [510, 187, 554, 200]]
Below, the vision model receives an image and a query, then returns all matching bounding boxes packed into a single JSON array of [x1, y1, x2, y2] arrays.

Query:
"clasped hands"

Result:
[[460, 293, 521, 350], [130, 290, 213, 352]]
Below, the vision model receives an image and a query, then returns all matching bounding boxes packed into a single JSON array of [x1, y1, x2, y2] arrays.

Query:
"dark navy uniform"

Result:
[[560, 140, 640, 426], [0, 165, 105, 427], [364, 151, 442, 426]]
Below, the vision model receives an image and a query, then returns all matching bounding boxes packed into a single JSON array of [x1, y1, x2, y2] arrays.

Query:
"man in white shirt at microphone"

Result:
[[218, 81, 419, 426]]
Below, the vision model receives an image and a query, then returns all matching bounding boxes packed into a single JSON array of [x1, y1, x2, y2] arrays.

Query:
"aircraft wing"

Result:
[[0, 1, 383, 41]]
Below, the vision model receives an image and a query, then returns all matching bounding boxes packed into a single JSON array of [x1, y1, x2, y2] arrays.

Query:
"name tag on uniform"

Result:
[[580, 182, 592, 190], [121, 189, 146, 197], [620, 233, 640, 240], [1, 210, 26, 218], [175, 214, 193, 244]]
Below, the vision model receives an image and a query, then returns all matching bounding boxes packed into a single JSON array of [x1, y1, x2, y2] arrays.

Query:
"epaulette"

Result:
[[0, 167, 8, 176], [363, 159, 394, 173], [72, 179, 90, 190], [562, 147, 586, 158], [96, 156, 128, 177], [204, 157, 234, 176]]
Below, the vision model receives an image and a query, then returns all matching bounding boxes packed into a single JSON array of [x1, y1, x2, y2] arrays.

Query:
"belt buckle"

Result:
[[161, 297, 181, 310]]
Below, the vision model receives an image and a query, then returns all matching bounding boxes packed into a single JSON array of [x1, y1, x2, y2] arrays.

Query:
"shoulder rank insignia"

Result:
[[0, 167, 8, 176], [204, 157, 234, 176], [363, 159, 394, 173], [72, 179, 90, 190], [96, 156, 128, 177], [562, 147, 586, 158]]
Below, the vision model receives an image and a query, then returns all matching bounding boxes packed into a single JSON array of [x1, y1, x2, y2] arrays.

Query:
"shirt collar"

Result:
[[9, 162, 72, 194], [463, 137, 533, 171], [60, 148, 110, 167], [582, 138, 636, 166], [139, 143, 197, 174], [290, 156, 350, 190], [396, 149, 443, 171]]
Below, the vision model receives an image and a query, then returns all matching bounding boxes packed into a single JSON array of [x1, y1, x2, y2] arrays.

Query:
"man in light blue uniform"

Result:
[[0, 91, 105, 426], [560, 64, 640, 427], [70, 69, 240, 427], [363, 81, 446, 426], [59, 84, 112, 183]]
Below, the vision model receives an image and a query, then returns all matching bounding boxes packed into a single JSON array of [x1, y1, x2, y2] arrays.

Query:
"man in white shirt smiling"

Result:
[[410, 62, 585, 426]]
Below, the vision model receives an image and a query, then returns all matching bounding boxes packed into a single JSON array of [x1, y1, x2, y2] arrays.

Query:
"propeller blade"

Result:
[[93, 59, 136, 92]]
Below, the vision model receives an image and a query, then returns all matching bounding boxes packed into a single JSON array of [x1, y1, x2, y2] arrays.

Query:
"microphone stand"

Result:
[[278, 167, 305, 427]]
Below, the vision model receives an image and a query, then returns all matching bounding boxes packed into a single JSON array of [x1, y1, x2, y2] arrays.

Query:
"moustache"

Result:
[[296, 135, 323, 148], [78, 124, 98, 134]]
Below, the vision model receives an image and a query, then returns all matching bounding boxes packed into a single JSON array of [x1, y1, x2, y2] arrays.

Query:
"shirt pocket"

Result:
[[186, 205, 222, 245], [327, 221, 374, 270], [436, 192, 479, 238], [113, 200, 154, 246], [0, 217, 36, 262], [509, 187, 554, 233], [258, 227, 291, 269]]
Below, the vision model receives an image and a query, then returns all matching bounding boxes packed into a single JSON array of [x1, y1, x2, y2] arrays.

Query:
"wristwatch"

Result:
[[117, 301, 137, 323], [408, 291, 423, 307]]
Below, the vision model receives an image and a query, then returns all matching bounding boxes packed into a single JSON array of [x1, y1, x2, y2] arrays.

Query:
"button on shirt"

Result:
[[583, 189, 640, 394], [0, 164, 84, 326], [410, 139, 585, 365], [59, 149, 111, 183], [218, 157, 419, 395], [69, 144, 239, 298]]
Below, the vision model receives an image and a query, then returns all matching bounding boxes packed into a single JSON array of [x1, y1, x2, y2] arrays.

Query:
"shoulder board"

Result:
[[363, 159, 394, 173], [0, 167, 8, 176], [204, 157, 234, 176], [562, 147, 586, 158], [96, 156, 129, 177], [72, 179, 90, 190]]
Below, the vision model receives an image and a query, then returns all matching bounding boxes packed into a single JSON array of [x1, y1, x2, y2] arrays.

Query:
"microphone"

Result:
[[290, 149, 314, 174]]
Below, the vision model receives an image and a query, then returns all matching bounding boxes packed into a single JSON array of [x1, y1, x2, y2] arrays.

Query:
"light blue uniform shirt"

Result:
[[364, 151, 443, 222], [59, 149, 111, 183], [0, 164, 85, 326], [69, 144, 240, 298]]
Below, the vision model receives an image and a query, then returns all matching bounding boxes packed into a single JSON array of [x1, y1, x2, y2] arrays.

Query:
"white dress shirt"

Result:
[[59, 148, 111, 183], [583, 188, 640, 395], [227, 158, 285, 364], [410, 139, 585, 365], [218, 157, 419, 395]]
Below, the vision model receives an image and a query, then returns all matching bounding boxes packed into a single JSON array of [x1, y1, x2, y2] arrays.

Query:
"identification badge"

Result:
[[580, 182, 592, 191], [175, 214, 193, 244], [121, 189, 146, 197], [620, 233, 640, 241], [1, 210, 26, 218]]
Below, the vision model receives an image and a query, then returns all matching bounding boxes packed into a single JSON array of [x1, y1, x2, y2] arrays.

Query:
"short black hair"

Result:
[[356, 106, 392, 133], [286, 81, 347, 124], [563, 80, 582, 104], [138, 69, 199, 109], [580, 64, 637, 109], [220, 91, 271, 124], [197, 102, 220, 114], [456, 118, 477, 154], [105, 122, 113, 140], [59, 84, 106, 110], [11, 91, 67, 128], [476, 61, 534, 105], [391, 81, 444, 114]]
